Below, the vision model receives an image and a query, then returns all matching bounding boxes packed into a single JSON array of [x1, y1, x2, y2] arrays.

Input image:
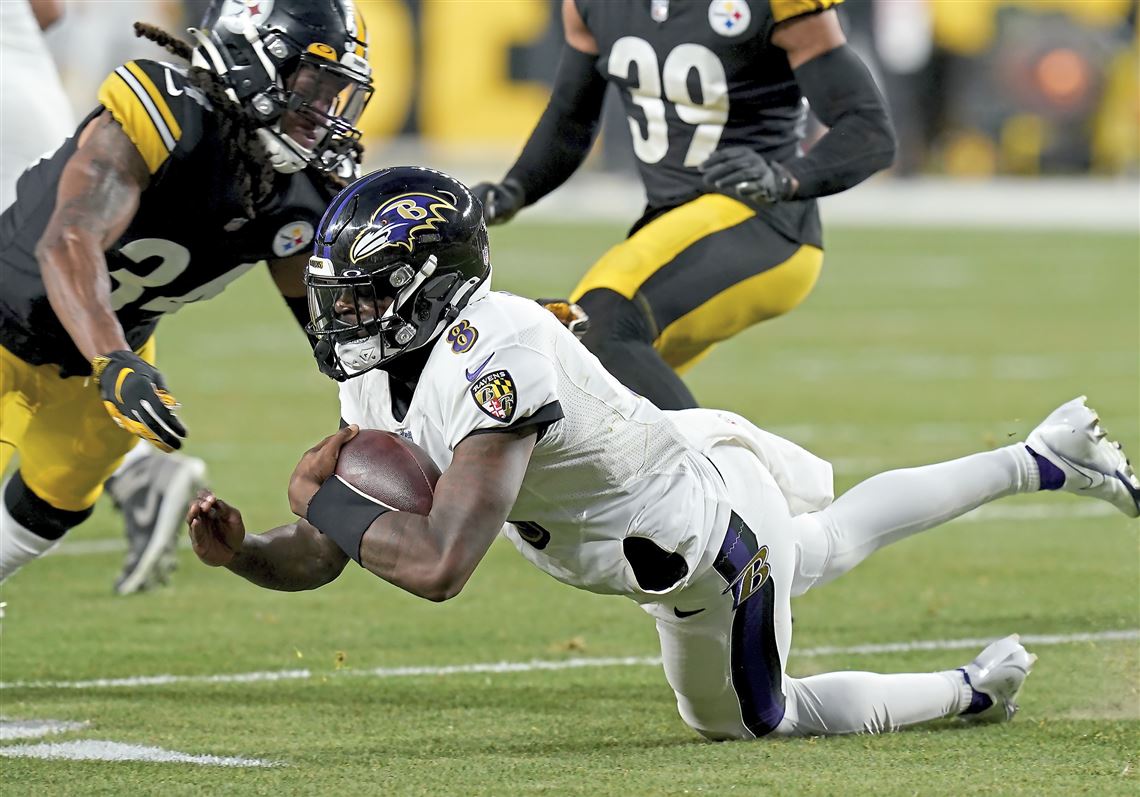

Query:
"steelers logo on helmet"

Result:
[[708, 0, 751, 37], [348, 192, 459, 264], [217, 0, 275, 25]]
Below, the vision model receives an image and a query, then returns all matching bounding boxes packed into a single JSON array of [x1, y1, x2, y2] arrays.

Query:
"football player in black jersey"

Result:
[[0, 0, 372, 595], [474, 0, 895, 410]]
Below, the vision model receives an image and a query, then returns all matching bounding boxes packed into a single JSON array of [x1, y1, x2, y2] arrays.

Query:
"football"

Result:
[[335, 429, 441, 514]]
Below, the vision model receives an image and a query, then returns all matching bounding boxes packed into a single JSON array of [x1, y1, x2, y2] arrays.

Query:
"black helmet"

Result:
[[306, 167, 491, 381], [190, 0, 372, 175]]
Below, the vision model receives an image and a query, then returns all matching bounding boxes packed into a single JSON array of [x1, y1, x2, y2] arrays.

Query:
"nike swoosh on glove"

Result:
[[91, 350, 187, 452]]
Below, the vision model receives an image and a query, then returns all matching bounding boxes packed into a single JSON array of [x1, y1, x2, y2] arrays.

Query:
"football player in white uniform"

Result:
[[189, 167, 1140, 739]]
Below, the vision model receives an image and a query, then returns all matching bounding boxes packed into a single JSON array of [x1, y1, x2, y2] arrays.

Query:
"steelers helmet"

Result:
[[306, 167, 491, 381], [190, 0, 372, 175]]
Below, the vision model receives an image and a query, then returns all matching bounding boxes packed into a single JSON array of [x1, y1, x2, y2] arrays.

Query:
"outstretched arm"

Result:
[[473, 0, 607, 222], [37, 111, 149, 361], [188, 428, 359, 591], [188, 491, 350, 591]]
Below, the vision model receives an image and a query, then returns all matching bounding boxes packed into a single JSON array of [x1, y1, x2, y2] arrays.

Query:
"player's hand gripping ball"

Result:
[[289, 426, 442, 518], [333, 430, 442, 513]]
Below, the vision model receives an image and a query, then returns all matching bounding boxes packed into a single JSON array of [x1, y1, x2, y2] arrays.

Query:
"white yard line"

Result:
[[2, 629, 1134, 691], [0, 740, 277, 767]]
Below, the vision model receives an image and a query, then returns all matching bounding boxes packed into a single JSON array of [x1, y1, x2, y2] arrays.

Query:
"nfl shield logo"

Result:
[[470, 369, 517, 423]]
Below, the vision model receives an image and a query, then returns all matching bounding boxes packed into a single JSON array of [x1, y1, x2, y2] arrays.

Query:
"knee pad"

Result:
[[4, 471, 93, 541]]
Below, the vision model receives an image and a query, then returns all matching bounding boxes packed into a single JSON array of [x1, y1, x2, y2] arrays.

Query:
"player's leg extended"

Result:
[[1, 347, 135, 581], [571, 195, 763, 410], [645, 460, 796, 740], [652, 444, 1028, 739], [789, 397, 1139, 597]]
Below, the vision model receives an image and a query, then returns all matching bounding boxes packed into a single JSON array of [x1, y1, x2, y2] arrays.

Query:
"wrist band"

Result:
[[306, 476, 392, 564]]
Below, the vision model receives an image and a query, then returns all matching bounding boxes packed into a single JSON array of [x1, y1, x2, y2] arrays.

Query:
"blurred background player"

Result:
[[0, 0, 372, 594], [472, 0, 896, 409]]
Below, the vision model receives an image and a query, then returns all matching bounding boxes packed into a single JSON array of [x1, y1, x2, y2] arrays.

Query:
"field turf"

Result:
[[1, 223, 1137, 795]]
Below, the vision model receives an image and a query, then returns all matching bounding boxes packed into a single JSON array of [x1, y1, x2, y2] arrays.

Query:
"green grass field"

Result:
[[1, 223, 1137, 796]]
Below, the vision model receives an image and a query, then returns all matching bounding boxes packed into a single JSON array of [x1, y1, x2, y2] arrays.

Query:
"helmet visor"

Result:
[[283, 56, 373, 154]]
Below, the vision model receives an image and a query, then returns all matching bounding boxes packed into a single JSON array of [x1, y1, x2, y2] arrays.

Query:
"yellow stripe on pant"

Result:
[[571, 194, 757, 303], [661, 244, 823, 373], [570, 193, 824, 375], [0, 337, 157, 511]]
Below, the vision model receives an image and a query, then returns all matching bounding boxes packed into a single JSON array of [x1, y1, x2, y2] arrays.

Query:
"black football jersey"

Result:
[[0, 59, 335, 377], [576, 0, 840, 242]]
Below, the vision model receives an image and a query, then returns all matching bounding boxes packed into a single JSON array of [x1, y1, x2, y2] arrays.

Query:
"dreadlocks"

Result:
[[132, 22, 354, 217]]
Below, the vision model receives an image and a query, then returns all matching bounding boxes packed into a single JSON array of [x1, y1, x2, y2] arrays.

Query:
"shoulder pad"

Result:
[[96, 59, 203, 173]]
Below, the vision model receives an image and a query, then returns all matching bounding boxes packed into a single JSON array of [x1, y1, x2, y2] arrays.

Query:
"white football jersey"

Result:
[[337, 291, 731, 599]]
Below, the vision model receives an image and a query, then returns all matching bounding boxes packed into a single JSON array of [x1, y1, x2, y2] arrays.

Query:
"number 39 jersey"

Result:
[[576, 0, 842, 210], [0, 59, 335, 377], [337, 291, 731, 600]]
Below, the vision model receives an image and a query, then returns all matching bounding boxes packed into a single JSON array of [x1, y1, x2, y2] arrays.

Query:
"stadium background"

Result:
[[1, 1, 1137, 794]]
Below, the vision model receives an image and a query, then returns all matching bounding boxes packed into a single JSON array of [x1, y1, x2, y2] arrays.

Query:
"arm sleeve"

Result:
[[503, 44, 608, 206], [96, 60, 197, 175], [780, 44, 897, 198], [444, 344, 565, 450]]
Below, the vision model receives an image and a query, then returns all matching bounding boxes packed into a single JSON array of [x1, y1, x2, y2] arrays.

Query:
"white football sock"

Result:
[[0, 480, 61, 582], [791, 444, 1037, 595], [775, 669, 964, 736]]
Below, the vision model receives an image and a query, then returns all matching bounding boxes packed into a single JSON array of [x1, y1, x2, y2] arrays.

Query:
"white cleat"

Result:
[[1026, 396, 1140, 518], [958, 634, 1036, 723]]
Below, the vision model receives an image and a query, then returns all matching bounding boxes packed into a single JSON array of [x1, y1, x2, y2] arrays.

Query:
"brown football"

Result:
[[335, 429, 441, 515]]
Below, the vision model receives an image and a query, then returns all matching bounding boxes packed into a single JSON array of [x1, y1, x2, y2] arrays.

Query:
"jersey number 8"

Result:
[[608, 37, 729, 168]]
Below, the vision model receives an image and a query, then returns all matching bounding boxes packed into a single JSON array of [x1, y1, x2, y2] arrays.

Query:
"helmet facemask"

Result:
[[189, 4, 372, 176], [306, 255, 485, 380], [259, 49, 372, 175]]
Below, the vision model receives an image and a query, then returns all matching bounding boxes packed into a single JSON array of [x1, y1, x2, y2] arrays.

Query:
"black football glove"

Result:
[[537, 298, 590, 339], [91, 350, 187, 452], [699, 146, 796, 204], [471, 178, 526, 226]]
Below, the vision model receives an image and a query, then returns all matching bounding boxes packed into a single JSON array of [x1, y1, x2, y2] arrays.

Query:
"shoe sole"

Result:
[[114, 458, 208, 596]]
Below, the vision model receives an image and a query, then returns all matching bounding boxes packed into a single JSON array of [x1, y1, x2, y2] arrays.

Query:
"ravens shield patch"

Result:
[[470, 369, 516, 423]]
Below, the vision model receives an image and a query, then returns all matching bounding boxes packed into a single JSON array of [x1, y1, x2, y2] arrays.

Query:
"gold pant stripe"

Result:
[[570, 194, 756, 302], [657, 244, 824, 373], [0, 338, 157, 511]]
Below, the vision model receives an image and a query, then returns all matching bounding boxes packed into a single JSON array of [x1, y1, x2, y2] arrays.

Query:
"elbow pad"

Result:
[[783, 44, 897, 198]]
